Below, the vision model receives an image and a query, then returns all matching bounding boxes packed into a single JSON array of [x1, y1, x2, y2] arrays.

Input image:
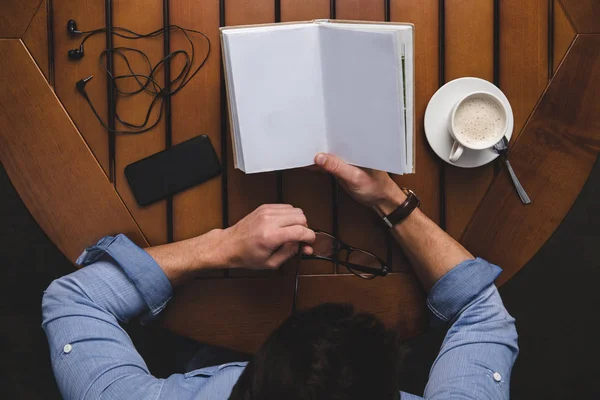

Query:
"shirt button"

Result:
[[63, 344, 72, 354], [493, 372, 502, 382]]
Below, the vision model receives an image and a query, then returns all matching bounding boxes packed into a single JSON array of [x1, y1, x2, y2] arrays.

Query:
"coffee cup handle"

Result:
[[449, 141, 464, 163]]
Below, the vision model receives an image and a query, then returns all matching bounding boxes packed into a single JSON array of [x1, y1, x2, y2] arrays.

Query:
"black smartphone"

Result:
[[125, 135, 221, 206]]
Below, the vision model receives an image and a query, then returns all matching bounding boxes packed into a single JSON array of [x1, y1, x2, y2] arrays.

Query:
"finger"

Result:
[[266, 242, 299, 269], [257, 204, 293, 211], [272, 226, 316, 248], [265, 207, 305, 216], [258, 208, 307, 228], [302, 245, 314, 255], [314, 153, 359, 183], [270, 212, 308, 228]]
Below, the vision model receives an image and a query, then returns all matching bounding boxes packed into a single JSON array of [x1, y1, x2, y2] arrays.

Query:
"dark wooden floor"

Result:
[[2, 156, 600, 399]]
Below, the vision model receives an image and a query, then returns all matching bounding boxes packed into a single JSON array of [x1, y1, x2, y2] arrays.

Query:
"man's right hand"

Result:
[[314, 153, 406, 215], [220, 204, 315, 270]]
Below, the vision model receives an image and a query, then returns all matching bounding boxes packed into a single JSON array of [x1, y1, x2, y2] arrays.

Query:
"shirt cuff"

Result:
[[426, 258, 502, 325], [76, 234, 173, 318]]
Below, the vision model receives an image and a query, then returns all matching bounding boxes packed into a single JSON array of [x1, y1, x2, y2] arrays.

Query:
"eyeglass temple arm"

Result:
[[302, 254, 388, 276]]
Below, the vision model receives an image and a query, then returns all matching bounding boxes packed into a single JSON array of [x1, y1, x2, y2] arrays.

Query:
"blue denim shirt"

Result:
[[42, 234, 518, 399]]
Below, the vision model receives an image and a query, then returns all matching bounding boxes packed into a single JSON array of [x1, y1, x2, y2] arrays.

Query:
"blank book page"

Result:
[[224, 25, 327, 173], [320, 26, 406, 174]]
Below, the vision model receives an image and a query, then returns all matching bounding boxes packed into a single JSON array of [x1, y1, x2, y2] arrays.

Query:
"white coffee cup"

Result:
[[448, 91, 509, 163]]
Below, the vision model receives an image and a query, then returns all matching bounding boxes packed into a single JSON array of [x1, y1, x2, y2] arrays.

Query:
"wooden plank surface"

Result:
[[22, 0, 49, 81], [444, 0, 494, 82], [163, 273, 426, 353], [226, 0, 278, 277], [226, 0, 274, 25], [334, 0, 388, 272], [390, 0, 441, 271], [553, 0, 576, 74], [336, 0, 384, 21], [0, 0, 41, 38], [170, 0, 222, 241], [113, 0, 167, 245], [52, 0, 110, 176], [298, 273, 427, 338], [500, 0, 549, 142], [0, 39, 147, 262], [443, 0, 495, 240], [461, 35, 600, 286], [445, 0, 549, 240], [560, 0, 600, 33], [281, 0, 334, 275], [281, 0, 329, 21]]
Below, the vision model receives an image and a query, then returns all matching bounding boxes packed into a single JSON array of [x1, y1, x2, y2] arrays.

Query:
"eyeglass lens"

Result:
[[312, 232, 382, 279]]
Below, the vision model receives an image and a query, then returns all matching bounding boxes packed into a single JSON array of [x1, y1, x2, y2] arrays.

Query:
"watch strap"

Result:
[[382, 189, 420, 228]]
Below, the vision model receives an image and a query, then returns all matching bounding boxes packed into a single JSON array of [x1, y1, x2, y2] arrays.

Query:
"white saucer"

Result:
[[424, 77, 514, 168]]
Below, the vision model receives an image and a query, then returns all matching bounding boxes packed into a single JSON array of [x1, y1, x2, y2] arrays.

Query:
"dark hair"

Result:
[[229, 303, 400, 400]]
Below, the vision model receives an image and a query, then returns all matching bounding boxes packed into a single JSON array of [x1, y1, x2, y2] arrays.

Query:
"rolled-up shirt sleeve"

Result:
[[42, 234, 175, 399], [422, 258, 519, 400]]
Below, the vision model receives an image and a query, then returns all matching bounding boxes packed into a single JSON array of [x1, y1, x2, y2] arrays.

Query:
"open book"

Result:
[[221, 20, 415, 175]]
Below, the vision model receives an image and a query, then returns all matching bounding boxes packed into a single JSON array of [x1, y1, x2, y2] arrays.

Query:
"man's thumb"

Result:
[[267, 242, 299, 269], [314, 153, 351, 180]]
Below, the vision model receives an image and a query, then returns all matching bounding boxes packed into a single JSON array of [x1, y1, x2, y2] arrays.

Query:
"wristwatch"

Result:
[[381, 188, 420, 228]]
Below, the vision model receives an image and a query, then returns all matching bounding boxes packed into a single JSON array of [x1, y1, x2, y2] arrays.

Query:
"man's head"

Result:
[[229, 303, 400, 400]]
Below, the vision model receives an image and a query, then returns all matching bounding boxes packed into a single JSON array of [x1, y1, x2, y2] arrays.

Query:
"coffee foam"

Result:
[[453, 97, 505, 146]]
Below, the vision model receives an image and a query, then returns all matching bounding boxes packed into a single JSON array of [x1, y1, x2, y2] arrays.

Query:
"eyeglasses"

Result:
[[291, 230, 389, 315]]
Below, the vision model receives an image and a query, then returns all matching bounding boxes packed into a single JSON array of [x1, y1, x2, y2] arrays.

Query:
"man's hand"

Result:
[[222, 204, 315, 270], [314, 153, 406, 215], [146, 204, 314, 286], [315, 152, 473, 291]]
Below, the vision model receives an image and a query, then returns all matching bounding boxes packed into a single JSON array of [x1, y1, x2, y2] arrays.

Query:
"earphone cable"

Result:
[[79, 85, 166, 135], [76, 24, 210, 134]]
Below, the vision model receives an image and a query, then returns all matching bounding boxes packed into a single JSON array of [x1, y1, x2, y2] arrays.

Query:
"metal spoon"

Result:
[[493, 137, 532, 205]]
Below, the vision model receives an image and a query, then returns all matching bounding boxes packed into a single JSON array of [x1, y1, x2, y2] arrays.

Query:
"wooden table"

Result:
[[1, 0, 599, 353]]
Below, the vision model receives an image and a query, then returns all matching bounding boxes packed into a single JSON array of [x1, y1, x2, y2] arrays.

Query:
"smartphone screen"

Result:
[[125, 135, 221, 206]]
